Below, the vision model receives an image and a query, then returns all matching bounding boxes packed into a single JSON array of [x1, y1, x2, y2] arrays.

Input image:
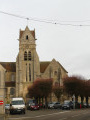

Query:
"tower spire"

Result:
[[26, 18, 29, 26]]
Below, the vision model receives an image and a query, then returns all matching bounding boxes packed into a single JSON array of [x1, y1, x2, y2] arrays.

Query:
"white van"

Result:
[[10, 97, 26, 114]]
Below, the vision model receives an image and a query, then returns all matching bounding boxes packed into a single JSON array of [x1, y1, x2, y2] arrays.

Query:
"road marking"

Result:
[[72, 114, 81, 117], [71, 112, 89, 118], [8, 111, 70, 120], [59, 111, 89, 120], [60, 118, 67, 120], [82, 112, 89, 115]]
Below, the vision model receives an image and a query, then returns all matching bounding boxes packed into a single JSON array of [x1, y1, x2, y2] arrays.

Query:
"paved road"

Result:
[[1, 109, 90, 120]]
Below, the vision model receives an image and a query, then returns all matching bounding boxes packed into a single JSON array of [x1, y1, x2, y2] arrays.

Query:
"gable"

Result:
[[20, 30, 35, 39], [0, 64, 6, 71], [40, 59, 68, 74], [19, 26, 35, 44]]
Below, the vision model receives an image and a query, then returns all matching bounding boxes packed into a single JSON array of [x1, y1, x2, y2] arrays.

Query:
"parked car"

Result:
[[26, 99, 36, 110], [53, 102, 62, 109], [5, 104, 10, 110], [48, 102, 61, 109], [88, 103, 90, 108], [83, 103, 87, 108], [10, 97, 26, 114], [62, 100, 73, 110], [38, 103, 43, 108], [48, 102, 56, 109], [29, 103, 40, 110]]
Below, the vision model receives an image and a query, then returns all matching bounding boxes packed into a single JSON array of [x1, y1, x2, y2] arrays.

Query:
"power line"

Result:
[[1, 10, 90, 27]]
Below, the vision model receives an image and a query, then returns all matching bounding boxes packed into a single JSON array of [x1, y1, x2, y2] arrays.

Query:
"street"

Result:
[[1, 108, 90, 120]]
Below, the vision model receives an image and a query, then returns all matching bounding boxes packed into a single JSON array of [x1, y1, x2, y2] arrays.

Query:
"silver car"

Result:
[[5, 104, 10, 110], [48, 102, 56, 109]]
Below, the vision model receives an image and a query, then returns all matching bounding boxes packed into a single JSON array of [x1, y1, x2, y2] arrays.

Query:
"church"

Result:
[[0, 26, 68, 102]]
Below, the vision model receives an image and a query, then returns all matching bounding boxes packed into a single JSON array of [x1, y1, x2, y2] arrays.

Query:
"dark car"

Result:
[[29, 103, 40, 110], [27, 99, 36, 110], [62, 100, 73, 110]]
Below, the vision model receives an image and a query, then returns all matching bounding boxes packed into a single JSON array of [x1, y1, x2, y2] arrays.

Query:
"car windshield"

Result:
[[48, 102, 52, 104], [28, 100, 36, 103], [11, 100, 24, 105], [31, 103, 35, 106], [5, 104, 10, 107], [64, 101, 69, 105], [31, 103, 38, 106]]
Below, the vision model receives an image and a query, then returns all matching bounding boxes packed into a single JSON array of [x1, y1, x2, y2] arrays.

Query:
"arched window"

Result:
[[58, 68, 61, 81], [24, 51, 27, 61], [11, 74, 15, 81], [49, 67, 52, 78], [54, 71, 57, 75], [28, 51, 31, 61], [10, 88, 15, 95], [29, 64, 31, 81], [26, 63, 27, 81]]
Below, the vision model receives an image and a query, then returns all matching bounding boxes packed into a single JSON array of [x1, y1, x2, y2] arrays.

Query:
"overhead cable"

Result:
[[0, 10, 90, 27]]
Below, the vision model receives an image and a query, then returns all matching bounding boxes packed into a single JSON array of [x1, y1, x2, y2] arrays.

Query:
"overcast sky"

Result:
[[0, 0, 90, 79]]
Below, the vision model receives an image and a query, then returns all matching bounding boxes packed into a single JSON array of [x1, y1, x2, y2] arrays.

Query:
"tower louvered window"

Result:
[[29, 64, 31, 81], [28, 51, 31, 61], [26, 35, 28, 40], [24, 51, 27, 61]]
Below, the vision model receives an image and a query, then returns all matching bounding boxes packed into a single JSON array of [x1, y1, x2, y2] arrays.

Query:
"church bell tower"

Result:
[[16, 26, 40, 97]]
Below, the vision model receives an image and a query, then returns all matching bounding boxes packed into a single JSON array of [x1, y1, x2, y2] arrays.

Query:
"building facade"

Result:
[[0, 26, 68, 102]]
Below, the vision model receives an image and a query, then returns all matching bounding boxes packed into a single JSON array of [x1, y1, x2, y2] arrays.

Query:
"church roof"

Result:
[[57, 61, 68, 73], [0, 62, 16, 72], [40, 61, 68, 73], [40, 62, 50, 73], [0, 61, 67, 73]]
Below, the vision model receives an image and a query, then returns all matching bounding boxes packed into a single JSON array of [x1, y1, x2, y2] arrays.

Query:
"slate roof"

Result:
[[40, 62, 50, 73], [0, 61, 67, 73], [0, 62, 16, 72], [40, 61, 68, 73]]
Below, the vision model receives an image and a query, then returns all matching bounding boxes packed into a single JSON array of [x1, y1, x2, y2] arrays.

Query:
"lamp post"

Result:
[[72, 94, 75, 109]]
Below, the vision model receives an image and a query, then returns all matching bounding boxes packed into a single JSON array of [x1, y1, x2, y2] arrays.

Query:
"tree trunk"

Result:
[[75, 96, 78, 109], [39, 97, 40, 104], [45, 96, 48, 109], [81, 96, 84, 106], [58, 96, 60, 102], [75, 96, 78, 103], [86, 96, 88, 107]]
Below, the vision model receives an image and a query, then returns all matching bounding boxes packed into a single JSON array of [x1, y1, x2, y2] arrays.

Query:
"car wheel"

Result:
[[10, 111, 12, 115]]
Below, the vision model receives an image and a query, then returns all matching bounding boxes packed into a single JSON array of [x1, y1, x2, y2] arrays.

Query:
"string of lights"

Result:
[[1, 10, 90, 27]]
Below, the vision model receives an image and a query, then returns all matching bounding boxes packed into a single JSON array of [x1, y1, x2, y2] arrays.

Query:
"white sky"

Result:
[[0, 0, 90, 79]]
